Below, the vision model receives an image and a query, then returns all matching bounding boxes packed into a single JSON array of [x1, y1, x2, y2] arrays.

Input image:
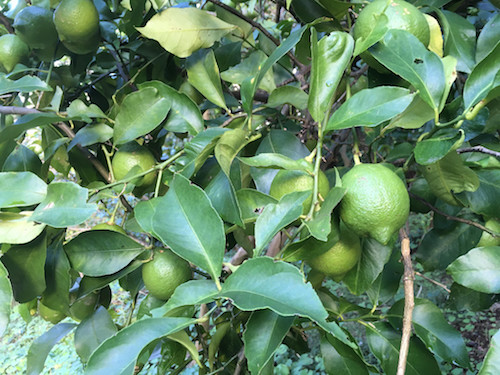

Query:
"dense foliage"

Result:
[[0, 0, 499, 373]]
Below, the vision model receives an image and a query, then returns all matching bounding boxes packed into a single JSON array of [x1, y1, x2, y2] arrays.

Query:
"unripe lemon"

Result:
[[142, 248, 192, 301], [0, 34, 29, 72], [38, 300, 66, 324], [111, 142, 157, 187], [69, 292, 98, 321], [477, 219, 500, 247], [269, 168, 330, 215], [13, 6, 58, 50], [340, 163, 409, 245]]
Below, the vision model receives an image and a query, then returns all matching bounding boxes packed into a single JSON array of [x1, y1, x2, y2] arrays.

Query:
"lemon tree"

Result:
[[0, 0, 499, 374]]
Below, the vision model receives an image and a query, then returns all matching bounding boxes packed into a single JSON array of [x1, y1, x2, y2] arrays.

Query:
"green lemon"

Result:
[[38, 300, 66, 324], [340, 163, 409, 245], [111, 142, 157, 187], [142, 248, 192, 301], [53, 0, 100, 55], [0, 34, 29, 72], [307, 223, 361, 281], [69, 291, 98, 321], [13, 6, 58, 50], [477, 219, 500, 247], [269, 168, 330, 215], [92, 222, 127, 234]]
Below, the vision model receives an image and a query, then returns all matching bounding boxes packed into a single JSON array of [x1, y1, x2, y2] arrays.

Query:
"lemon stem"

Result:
[[352, 128, 362, 165], [101, 145, 115, 182], [154, 168, 163, 198]]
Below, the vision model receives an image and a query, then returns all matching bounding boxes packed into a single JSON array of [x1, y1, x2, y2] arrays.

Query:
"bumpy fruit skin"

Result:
[[269, 169, 330, 215], [340, 163, 409, 245], [13, 6, 58, 50], [477, 219, 500, 247], [38, 300, 66, 324], [142, 248, 192, 301], [307, 224, 362, 281], [0, 34, 29, 72], [111, 142, 157, 187]]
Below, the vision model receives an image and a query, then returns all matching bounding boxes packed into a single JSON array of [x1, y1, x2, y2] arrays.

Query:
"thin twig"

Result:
[[0, 13, 14, 33], [233, 346, 246, 375], [415, 271, 451, 293], [397, 226, 414, 375], [106, 44, 137, 91], [0, 105, 41, 115], [457, 146, 500, 158], [408, 192, 499, 237]]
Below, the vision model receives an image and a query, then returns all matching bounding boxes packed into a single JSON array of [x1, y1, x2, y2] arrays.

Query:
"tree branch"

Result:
[[415, 271, 451, 293], [0, 105, 41, 115], [397, 226, 414, 375], [0, 12, 14, 34], [457, 146, 500, 158]]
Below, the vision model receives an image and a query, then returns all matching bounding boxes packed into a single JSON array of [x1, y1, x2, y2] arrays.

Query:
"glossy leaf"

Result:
[[305, 187, 345, 241], [326, 86, 414, 131], [65, 231, 145, 277], [414, 129, 464, 165], [353, 12, 388, 56], [458, 170, 500, 218], [266, 85, 308, 109], [0, 212, 46, 244], [167, 330, 202, 367], [388, 95, 435, 129], [42, 236, 70, 311], [68, 123, 113, 150], [30, 182, 97, 228], [0, 75, 51, 95], [135, 174, 225, 282], [321, 333, 370, 375], [447, 246, 500, 293], [254, 191, 310, 256], [308, 30, 354, 123], [26, 323, 77, 375], [476, 14, 500, 63], [0, 262, 12, 336], [66, 100, 107, 122], [370, 29, 445, 110], [2, 144, 42, 175], [204, 168, 243, 226], [187, 49, 227, 110], [236, 189, 277, 221], [0, 171, 46, 208], [478, 330, 500, 374], [215, 128, 254, 177], [239, 154, 313, 173], [366, 248, 404, 305], [74, 307, 117, 363], [417, 222, 482, 271], [1, 233, 46, 303], [85, 317, 195, 375], [243, 310, 294, 374]]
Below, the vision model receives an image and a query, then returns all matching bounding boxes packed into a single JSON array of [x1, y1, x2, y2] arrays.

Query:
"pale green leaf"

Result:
[[0, 212, 46, 244], [0, 262, 12, 336], [0, 172, 47, 208]]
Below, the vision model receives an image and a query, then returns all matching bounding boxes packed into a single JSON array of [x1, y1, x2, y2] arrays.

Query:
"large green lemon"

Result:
[[111, 142, 157, 187], [340, 163, 409, 245], [269, 168, 330, 215], [142, 248, 192, 301], [477, 219, 500, 247], [13, 6, 58, 50], [0, 34, 29, 72]]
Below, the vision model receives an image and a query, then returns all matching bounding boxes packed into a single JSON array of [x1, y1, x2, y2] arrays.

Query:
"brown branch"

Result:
[[415, 271, 451, 293], [0, 105, 41, 115], [397, 226, 414, 375], [408, 192, 499, 237], [0, 13, 14, 34], [106, 44, 137, 91], [457, 146, 500, 158]]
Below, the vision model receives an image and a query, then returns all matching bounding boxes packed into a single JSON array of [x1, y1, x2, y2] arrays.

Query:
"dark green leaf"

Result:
[[0, 75, 52, 95], [326, 86, 414, 131], [65, 231, 145, 277], [282, 224, 339, 262], [0, 172, 47, 208], [74, 307, 117, 363], [366, 247, 403, 305], [476, 14, 500, 63], [321, 333, 370, 375], [308, 30, 354, 123], [26, 323, 76, 375], [205, 168, 243, 226], [68, 123, 113, 150], [239, 154, 313, 172], [447, 246, 500, 293], [478, 330, 500, 374], [414, 129, 464, 165], [266, 86, 308, 110], [0, 212, 46, 244], [2, 144, 42, 175], [42, 236, 70, 311], [236, 189, 277, 221], [31, 182, 97, 228], [448, 283, 498, 311], [243, 310, 294, 374], [305, 187, 345, 241], [0, 262, 12, 336], [214, 128, 256, 177], [457, 170, 500, 218]]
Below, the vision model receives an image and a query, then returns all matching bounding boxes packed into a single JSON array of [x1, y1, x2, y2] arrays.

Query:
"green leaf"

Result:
[[65, 231, 145, 277], [168, 330, 203, 367], [417, 222, 482, 271], [3, 144, 42, 175], [478, 330, 500, 374], [0, 75, 52, 95], [0, 262, 12, 336], [41, 236, 70, 311], [414, 129, 464, 165], [370, 29, 445, 110], [187, 49, 227, 110], [85, 317, 195, 375], [447, 246, 500, 293], [135, 174, 225, 282], [457, 170, 500, 218], [215, 128, 256, 177], [366, 322, 442, 375], [137, 8, 236, 58], [0, 172, 47, 208], [388, 95, 435, 129], [448, 283, 498, 312], [308, 30, 354, 123], [243, 310, 294, 374], [366, 248, 403, 305], [113, 87, 170, 145], [326, 86, 414, 131], [254, 191, 310, 256], [30, 182, 97, 228], [389, 299, 470, 368], [74, 307, 117, 363], [282, 225, 339, 263], [0, 212, 46, 244], [236, 189, 277, 221], [353, 12, 388, 56], [1, 233, 46, 303], [26, 323, 77, 375], [204, 167, 243, 226], [266, 86, 308, 110], [66, 100, 107, 123], [68, 123, 113, 150], [305, 186, 345, 241], [321, 333, 370, 375], [343, 238, 392, 295], [437, 10, 476, 73], [476, 14, 500, 64], [239, 154, 313, 173]]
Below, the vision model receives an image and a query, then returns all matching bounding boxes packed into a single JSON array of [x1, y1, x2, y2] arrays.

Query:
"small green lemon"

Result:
[[38, 300, 66, 324], [340, 163, 409, 245], [269, 168, 330, 215], [307, 223, 362, 281], [477, 219, 500, 247], [142, 248, 192, 301], [111, 142, 157, 187], [13, 6, 58, 50], [69, 291, 98, 321], [0, 34, 29, 72]]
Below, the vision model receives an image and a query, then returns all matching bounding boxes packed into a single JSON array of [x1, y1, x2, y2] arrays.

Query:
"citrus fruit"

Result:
[[142, 248, 192, 301], [69, 291, 98, 321], [38, 300, 66, 324], [340, 163, 409, 245], [13, 6, 58, 50], [0, 34, 29, 72], [477, 219, 500, 247], [269, 168, 330, 215], [53, 0, 100, 55], [111, 142, 157, 187], [92, 222, 127, 234], [307, 223, 362, 281]]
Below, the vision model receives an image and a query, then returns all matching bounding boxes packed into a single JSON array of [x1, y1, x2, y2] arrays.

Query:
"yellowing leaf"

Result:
[[425, 14, 443, 57], [137, 8, 236, 58]]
